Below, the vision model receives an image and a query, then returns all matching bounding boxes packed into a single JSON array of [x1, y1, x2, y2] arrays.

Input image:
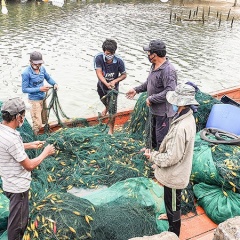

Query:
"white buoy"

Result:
[[160, 0, 169, 2], [1, 0, 8, 14], [52, 0, 64, 7]]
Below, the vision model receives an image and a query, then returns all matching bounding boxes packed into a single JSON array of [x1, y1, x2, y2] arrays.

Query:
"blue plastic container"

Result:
[[206, 104, 240, 135]]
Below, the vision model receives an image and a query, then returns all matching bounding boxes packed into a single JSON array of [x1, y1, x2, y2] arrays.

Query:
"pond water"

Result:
[[0, 0, 240, 123]]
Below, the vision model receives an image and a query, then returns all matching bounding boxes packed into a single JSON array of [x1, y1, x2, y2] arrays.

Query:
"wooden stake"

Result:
[[227, 9, 231, 21], [219, 13, 222, 27], [202, 8, 205, 24], [231, 17, 234, 28], [189, 10, 191, 19]]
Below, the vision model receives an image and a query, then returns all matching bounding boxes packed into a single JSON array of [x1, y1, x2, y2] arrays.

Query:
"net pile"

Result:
[[1, 88, 239, 238]]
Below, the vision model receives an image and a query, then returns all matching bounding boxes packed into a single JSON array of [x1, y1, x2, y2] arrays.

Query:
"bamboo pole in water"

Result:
[[202, 8, 205, 24], [208, 6, 210, 17], [218, 13, 222, 27], [227, 9, 231, 20], [231, 17, 234, 28]]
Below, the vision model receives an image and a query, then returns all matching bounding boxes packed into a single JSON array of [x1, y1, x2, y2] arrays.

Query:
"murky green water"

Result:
[[1, 0, 240, 121]]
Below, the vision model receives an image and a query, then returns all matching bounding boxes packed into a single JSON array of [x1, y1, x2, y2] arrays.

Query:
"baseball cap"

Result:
[[1, 97, 26, 115], [30, 51, 44, 64], [143, 39, 166, 52], [166, 83, 199, 107]]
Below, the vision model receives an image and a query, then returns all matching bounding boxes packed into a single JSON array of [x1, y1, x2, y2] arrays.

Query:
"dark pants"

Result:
[[164, 186, 182, 237], [152, 115, 171, 150], [5, 190, 29, 240]]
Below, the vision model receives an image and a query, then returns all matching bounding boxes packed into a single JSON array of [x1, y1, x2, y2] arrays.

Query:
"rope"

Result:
[[200, 128, 240, 145], [43, 88, 70, 133]]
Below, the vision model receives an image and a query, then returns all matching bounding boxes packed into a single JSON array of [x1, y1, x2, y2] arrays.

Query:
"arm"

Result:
[[20, 144, 55, 171], [43, 67, 57, 88], [110, 58, 127, 87], [22, 72, 41, 94], [126, 80, 148, 99], [110, 72, 127, 88], [22, 69, 52, 93], [24, 141, 45, 150], [95, 69, 112, 89], [149, 132, 185, 168]]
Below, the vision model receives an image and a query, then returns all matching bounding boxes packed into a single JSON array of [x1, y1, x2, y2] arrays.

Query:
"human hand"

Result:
[[109, 80, 116, 89], [143, 148, 151, 159], [146, 98, 151, 107], [31, 141, 46, 149], [54, 84, 59, 91], [151, 164, 158, 170], [40, 86, 50, 92], [43, 144, 56, 157], [106, 82, 113, 89], [126, 89, 136, 99]]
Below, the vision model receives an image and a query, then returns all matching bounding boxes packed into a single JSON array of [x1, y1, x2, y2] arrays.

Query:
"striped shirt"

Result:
[[0, 124, 31, 193]]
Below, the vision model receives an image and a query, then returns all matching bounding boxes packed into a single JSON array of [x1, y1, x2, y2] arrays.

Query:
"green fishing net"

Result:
[[0, 193, 9, 232], [193, 183, 240, 224], [0, 88, 239, 238], [192, 132, 240, 193]]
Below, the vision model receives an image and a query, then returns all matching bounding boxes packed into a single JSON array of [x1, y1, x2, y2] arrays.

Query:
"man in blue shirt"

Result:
[[22, 51, 58, 135], [94, 39, 127, 135]]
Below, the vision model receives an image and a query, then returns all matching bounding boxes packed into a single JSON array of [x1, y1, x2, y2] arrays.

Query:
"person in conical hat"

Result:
[[144, 83, 199, 237]]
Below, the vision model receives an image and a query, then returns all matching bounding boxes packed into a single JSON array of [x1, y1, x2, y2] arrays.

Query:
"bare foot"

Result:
[[108, 130, 113, 135], [158, 214, 168, 220], [102, 108, 108, 116]]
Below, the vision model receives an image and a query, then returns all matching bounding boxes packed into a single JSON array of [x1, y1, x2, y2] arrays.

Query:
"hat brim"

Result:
[[166, 90, 199, 106], [143, 45, 151, 51], [31, 60, 44, 64]]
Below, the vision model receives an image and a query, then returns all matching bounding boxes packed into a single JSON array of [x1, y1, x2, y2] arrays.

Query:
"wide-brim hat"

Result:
[[1, 97, 26, 115], [166, 83, 199, 106]]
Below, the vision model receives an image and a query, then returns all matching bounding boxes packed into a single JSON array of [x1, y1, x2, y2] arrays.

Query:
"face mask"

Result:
[[105, 54, 114, 61], [17, 114, 25, 128], [31, 62, 42, 70], [148, 54, 155, 63], [172, 105, 178, 113]]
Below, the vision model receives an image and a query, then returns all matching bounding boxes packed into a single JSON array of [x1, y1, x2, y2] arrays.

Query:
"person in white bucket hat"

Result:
[[144, 83, 199, 237]]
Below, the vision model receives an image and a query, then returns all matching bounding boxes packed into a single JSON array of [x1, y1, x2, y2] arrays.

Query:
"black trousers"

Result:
[[151, 115, 171, 150], [164, 186, 182, 237], [5, 190, 29, 240]]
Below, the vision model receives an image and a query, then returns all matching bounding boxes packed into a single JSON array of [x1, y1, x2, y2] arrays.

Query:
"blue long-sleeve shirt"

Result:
[[22, 65, 57, 100]]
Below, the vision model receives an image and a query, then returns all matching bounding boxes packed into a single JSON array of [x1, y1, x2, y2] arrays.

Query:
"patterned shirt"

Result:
[[94, 53, 126, 91], [0, 124, 30, 193]]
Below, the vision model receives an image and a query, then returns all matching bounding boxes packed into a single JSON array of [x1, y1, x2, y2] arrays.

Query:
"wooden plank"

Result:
[[180, 206, 217, 240]]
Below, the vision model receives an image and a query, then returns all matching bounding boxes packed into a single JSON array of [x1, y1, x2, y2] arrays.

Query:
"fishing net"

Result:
[[192, 132, 240, 193], [193, 183, 240, 224], [0, 192, 9, 232], [0, 88, 235, 239]]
